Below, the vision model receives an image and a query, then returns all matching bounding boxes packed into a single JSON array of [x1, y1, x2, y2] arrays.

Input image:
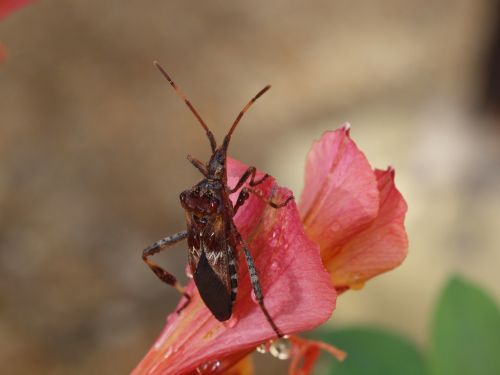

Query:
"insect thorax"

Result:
[[179, 180, 223, 216]]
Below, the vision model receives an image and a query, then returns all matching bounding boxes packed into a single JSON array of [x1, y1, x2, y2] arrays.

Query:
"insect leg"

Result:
[[233, 188, 250, 215], [142, 230, 192, 312], [187, 154, 208, 176], [234, 185, 294, 215], [248, 187, 295, 209], [240, 237, 284, 338], [229, 166, 269, 193]]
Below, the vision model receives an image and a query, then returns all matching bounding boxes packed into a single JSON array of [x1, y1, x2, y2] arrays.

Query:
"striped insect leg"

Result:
[[142, 230, 191, 312], [228, 245, 238, 306], [240, 238, 284, 338]]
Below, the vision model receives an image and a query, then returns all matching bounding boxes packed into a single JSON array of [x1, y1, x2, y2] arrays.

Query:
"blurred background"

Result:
[[1, 1, 500, 374]]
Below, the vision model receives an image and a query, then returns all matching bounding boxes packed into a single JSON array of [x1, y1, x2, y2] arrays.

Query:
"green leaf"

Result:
[[313, 326, 428, 375], [430, 275, 500, 375]]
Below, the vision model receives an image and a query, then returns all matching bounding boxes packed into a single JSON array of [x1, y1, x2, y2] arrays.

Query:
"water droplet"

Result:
[[331, 221, 341, 231], [196, 360, 221, 373], [256, 344, 268, 354], [269, 337, 292, 360], [223, 316, 239, 329], [270, 260, 280, 272], [348, 274, 365, 290], [269, 229, 281, 247], [208, 360, 221, 372]]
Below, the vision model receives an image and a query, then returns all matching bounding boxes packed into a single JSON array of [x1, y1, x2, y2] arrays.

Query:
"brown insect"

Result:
[[142, 62, 293, 338]]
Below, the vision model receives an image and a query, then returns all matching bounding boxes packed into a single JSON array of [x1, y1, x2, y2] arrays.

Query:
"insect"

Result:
[[142, 62, 294, 338]]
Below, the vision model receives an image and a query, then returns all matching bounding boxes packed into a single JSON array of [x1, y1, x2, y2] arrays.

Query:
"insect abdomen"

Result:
[[194, 251, 232, 321]]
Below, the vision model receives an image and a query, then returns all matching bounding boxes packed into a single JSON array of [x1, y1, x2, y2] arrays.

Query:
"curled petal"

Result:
[[299, 125, 379, 260], [133, 158, 336, 375], [325, 167, 408, 289], [288, 335, 346, 375]]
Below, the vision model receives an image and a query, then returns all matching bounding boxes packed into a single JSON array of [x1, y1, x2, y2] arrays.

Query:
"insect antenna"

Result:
[[154, 61, 217, 152], [222, 84, 271, 151]]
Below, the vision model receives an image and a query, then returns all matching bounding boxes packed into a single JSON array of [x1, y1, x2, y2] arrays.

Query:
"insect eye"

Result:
[[209, 200, 219, 211]]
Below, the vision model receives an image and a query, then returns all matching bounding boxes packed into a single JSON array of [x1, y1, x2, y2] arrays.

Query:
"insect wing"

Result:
[[187, 215, 233, 321]]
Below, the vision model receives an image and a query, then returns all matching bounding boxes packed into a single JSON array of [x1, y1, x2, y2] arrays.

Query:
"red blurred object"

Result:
[[0, 0, 33, 20]]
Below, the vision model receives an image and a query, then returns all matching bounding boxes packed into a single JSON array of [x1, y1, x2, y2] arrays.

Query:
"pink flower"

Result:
[[133, 125, 408, 374], [300, 125, 408, 291]]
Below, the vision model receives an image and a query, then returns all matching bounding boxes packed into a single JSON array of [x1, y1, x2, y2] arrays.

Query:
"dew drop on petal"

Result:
[[196, 360, 221, 374], [269, 337, 292, 360], [330, 221, 341, 231], [270, 228, 280, 247], [270, 260, 280, 272], [350, 274, 365, 290], [256, 344, 268, 354], [208, 360, 221, 372]]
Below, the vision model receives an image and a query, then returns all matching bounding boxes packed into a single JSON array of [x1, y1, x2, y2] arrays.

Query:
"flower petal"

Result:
[[133, 158, 336, 375], [288, 335, 346, 375], [0, 0, 33, 20], [299, 125, 379, 260], [324, 167, 408, 289]]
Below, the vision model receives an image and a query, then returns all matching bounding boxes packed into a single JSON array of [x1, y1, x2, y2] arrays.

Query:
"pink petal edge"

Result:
[[299, 125, 380, 262], [325, 166, 408, 289]]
